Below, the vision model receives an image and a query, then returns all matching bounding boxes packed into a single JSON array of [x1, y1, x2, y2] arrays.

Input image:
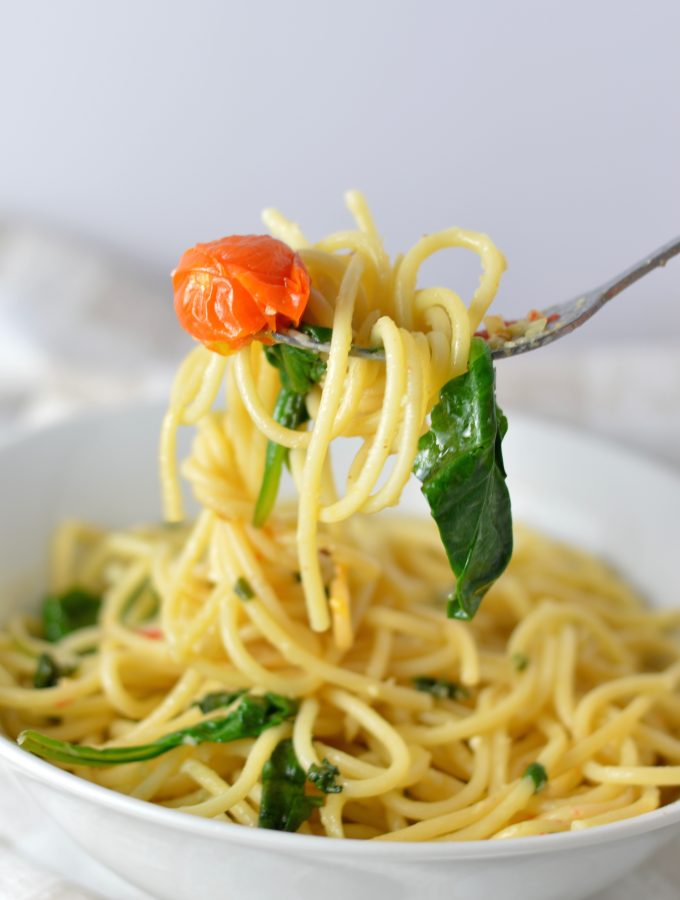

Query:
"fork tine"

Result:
[[271, 330, 385, 361], [270, 235, 680, 363]]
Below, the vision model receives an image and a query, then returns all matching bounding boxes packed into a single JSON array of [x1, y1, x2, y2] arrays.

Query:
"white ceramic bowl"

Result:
[[0, 404, 679, 900]]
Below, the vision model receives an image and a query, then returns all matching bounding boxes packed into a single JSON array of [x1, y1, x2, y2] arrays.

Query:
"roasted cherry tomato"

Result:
[[173, 235, 311, 352]]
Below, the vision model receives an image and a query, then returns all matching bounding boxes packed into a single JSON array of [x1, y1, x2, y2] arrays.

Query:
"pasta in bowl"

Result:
[[0, 195, 679, 900]]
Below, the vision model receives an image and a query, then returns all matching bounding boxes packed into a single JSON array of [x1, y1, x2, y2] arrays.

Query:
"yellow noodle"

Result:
[[4, 193, 680, 842]]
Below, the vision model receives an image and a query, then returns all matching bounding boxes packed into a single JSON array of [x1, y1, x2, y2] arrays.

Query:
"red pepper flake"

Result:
[[475, 329, 489, 339], [55, 697, 74, 709], [527, 309, 541, 322], [138, 626, 163, 640], [547, 313, 560, 323]]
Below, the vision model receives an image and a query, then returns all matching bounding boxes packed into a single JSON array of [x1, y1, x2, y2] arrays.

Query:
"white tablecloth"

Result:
[[0, 224, 679, 899]]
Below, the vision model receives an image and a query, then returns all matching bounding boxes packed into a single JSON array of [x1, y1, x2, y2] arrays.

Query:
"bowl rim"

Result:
[[4, 735, 680, 860], [1, 402, 680, 860]]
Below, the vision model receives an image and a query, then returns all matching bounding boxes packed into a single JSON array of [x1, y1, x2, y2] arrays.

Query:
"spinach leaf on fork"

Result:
[[253, 343, 326, 526], [414, 337, 512, 620]]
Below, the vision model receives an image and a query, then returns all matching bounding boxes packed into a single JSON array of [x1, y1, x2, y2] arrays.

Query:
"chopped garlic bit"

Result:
[[483, 311, 549, 346]]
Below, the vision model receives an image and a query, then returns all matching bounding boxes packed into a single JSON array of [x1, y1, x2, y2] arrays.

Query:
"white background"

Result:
[[1, 0, 678, 345]]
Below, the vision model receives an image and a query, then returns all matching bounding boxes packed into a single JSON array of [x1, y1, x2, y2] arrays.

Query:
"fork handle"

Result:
[[587, 235, 680, 307]]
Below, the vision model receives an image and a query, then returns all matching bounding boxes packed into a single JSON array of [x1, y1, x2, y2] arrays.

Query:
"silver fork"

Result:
[[272, 235, 680, 361]]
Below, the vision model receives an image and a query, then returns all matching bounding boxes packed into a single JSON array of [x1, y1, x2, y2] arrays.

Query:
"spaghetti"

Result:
[[4, 194, 680, 840]]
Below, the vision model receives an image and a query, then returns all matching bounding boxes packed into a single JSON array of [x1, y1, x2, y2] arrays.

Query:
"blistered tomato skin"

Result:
[[173, 235, 311, 353]]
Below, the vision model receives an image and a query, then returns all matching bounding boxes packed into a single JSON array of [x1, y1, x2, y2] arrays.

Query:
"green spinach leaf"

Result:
[[524, 762, 548, 793], [258, 739, 323, 832], [42, 587, 102, 643], [254, 343, 326, 526], [307, 758, 342, 794], [263, 343, 326, 395], [512, 652, 529, 672], [233, 577, 255, 601], [192, 689, 247, 714], [19, 692, 298, 767], [413, 337, 512, 620], [298, 323, 334, 345], [33, 653, 61, 689]]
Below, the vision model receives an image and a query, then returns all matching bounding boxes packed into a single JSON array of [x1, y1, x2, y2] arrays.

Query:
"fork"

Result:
[[271, 235, 680, 361]]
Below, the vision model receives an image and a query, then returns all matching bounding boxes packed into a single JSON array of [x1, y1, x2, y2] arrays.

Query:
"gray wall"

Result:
[[2, 0, 678, 345]]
